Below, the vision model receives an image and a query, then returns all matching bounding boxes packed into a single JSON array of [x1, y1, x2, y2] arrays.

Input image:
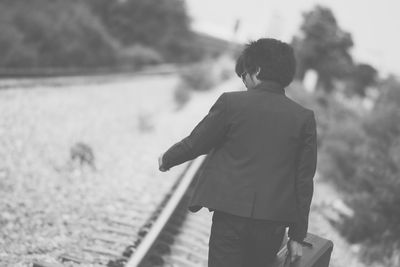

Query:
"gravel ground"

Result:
[[0, 75, 378, 267], [0, 74, 219, 267]]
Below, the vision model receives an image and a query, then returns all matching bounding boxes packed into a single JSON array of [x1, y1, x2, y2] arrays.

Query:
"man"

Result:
[[158, 38, 317, 267]]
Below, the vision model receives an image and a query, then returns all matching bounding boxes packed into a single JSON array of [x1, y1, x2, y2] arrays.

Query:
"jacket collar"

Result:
[[252, 81, 285, 95]]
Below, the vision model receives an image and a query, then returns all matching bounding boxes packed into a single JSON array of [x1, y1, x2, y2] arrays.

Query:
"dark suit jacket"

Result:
[[162, 81, 317, 241]]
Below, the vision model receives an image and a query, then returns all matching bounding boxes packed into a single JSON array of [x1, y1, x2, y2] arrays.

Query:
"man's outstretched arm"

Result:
[[288, 110, 317, 242], [159, 93, 228, 171]]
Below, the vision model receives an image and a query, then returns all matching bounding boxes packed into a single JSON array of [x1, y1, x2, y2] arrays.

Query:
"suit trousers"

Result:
[[208, 211, 285, 267]]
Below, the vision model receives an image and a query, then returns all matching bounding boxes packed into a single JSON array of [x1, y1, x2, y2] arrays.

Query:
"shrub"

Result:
[[289, 77, 400, 265], [319, 77, 400, 265], [178, 61, 217, 91], [119, 45, 163, 68], [319, 119, 366, 190], [173, 85, 191, 110], [177, 56, 235, 92]]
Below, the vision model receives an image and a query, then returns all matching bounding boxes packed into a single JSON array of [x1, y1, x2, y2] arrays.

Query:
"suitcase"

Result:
[[272, 233, 334, 267]]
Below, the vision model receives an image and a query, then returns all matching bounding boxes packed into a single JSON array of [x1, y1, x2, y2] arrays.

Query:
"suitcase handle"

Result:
[[276, 234, 333, 267], [299, 240, 313, 248], [288, 239, 313, 248]]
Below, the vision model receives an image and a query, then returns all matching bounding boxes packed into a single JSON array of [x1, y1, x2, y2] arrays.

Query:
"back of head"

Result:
[[235, 38, 296, 87]]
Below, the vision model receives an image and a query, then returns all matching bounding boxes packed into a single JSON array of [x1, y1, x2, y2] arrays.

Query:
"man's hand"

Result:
[[158, 153, 169, 172], [287, 239, 303, 263]]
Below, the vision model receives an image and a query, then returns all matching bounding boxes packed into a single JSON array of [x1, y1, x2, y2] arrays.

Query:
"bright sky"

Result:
[[185, 0, 400, 77]]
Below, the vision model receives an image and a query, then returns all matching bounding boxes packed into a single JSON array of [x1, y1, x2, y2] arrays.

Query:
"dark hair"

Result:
[[235, 38, 296, 87]]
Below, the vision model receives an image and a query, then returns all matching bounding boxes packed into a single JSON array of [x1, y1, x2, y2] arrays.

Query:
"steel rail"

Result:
[[126, 155, 206, 267]]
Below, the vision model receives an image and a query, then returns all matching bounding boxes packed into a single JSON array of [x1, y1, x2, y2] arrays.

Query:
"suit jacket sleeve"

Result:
[[288, 110, 317, 242], [162, 93, 228, 170]]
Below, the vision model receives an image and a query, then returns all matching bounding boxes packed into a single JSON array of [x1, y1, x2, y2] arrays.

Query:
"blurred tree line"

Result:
[[292, 5, 400, 265], [0, 0, 203, 69], [292, 5, 378, 96]]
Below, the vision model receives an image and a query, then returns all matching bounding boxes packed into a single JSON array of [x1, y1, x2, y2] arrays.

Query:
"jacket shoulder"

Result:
[[224, 91, 314, 114], [283, 95, 315, 116], [217, 91, 244, 107], [222, 90, 252, 103], [223, 90, 248, 98]]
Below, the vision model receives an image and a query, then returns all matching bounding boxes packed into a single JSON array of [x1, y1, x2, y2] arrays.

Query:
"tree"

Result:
[[0, 0, 119, 68], [88, 0, 202, 62], [374, 76, 400, 107], [292, 5, 354, 93], [345, 63, 378, 97]]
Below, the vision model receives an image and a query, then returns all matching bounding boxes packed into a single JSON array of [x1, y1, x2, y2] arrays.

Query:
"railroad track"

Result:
[[31, 151, 332, 267], [33, 156, 209, 267]]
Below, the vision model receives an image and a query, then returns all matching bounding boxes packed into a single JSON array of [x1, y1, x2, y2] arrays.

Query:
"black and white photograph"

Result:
[[0, 0, 399, 266]]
